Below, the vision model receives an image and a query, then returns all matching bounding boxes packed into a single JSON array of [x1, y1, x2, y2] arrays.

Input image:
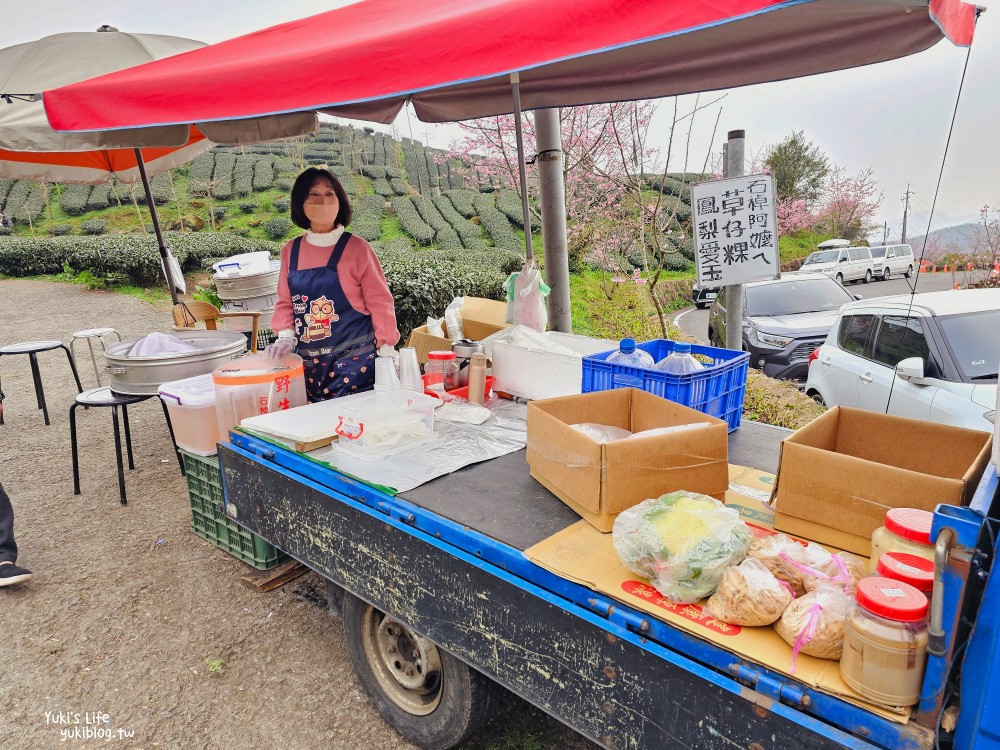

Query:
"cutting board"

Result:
[[239, 396, 364, 443]]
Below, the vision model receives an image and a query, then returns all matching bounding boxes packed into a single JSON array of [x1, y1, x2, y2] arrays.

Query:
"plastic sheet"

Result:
[[127, 332, 197, 356], [570, 423, 632, 443], [479, 325, 581, 361], [444, 296, 464, 341]]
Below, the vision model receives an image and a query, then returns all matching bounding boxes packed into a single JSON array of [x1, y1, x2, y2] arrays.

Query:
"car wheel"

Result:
[[695, 301, 708, 310], [905, 265, 913, 278], [882, 267, 890, 281], [863, 270, 872, 284], [836, 273, 845, 285], [808, 390, 826, 407]]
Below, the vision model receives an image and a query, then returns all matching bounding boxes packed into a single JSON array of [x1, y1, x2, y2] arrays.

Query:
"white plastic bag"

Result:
[[612, 491, 751, 604], [426, 316, 446, 338], [570, 423, 632, 443], [444, 297, 464, 341], [775, 583, 853, 669], [508, 265, 549, 332]]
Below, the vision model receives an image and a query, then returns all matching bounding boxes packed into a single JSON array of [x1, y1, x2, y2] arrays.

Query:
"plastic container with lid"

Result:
[[424, 350, 459, 392], [870, 508, 935, 571], [158, 374, 220, 456], [839, 576, 929, 706], [876, 552, 935, 602], [213, 353, 307, 439], [333, 390, 438, 458], [652, 341, 704, 374]]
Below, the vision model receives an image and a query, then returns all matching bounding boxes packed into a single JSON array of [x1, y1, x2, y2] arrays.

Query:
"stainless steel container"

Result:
[[104, 330, 248, 395], [213, 260, 281, 301], [451, 339, 485, 387]]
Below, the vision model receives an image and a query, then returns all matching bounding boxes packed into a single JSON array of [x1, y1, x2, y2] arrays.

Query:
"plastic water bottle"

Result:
[[606, 338, 655, 368], [653, 341, 704, 374]]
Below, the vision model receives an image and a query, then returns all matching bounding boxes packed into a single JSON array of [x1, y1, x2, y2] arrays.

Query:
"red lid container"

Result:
[[856, 576, 929, 622], [883, 508, 934, 545], [876, 552, 935, 593], [427, 350, 457, 361]]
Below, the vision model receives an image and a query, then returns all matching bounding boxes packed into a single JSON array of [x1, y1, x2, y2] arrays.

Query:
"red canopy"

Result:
[[44, 0, 977, 132]]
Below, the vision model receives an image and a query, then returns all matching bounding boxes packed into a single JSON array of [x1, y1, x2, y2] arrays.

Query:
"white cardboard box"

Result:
[[491, 332, 618, 401]]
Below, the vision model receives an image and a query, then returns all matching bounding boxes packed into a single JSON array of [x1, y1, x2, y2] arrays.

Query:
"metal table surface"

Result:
[[398, 419, 789, 551]]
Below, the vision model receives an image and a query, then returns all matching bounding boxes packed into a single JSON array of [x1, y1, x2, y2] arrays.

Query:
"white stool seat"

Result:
[[68, 328, 121, 387], [72, 327, 117, 339]]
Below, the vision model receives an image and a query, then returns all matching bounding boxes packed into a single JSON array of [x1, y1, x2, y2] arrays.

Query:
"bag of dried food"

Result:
[[704, 558, 795, 626], [612, 491, 751, 604], [802, 551, 869, 595], [775, 583, 853, 671], [749, 535, 853, 596]]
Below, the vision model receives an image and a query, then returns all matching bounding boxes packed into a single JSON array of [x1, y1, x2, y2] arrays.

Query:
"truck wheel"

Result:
[[882, 267, 890, 281], [342, 592, 498, 750], [905, 265, 914, 278]]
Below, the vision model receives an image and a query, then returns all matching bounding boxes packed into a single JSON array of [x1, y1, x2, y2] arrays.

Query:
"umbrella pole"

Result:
[[133, 148, 180, 306], [510, 73, 534, 263]]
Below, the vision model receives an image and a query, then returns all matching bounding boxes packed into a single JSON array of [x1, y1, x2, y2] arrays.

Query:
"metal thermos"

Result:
[[451, 339, 484, 387]]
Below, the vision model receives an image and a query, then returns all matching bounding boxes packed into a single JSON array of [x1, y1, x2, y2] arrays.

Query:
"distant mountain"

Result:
[[905, 222, 980, 262]]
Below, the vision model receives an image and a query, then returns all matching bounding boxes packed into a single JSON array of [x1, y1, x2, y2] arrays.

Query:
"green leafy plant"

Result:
[[204, 658, 224, 674], [80, 219, 108, 235], [263, 216, 294, 240], [48, 224, 72, 236], [192, 284, 223, 308]]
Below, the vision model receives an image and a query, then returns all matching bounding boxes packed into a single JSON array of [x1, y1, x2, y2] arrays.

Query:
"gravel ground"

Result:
[[0, 279, 592, 750]]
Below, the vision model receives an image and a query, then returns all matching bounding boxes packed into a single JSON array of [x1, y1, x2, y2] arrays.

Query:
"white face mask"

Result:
[[303, 203, 339, 227]]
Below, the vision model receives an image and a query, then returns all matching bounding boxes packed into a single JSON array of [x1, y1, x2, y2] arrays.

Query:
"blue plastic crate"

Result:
[[581, 339, 750, 431]]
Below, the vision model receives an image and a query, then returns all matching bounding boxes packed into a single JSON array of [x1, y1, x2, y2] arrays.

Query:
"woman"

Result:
[[266, 168, 399, 401]]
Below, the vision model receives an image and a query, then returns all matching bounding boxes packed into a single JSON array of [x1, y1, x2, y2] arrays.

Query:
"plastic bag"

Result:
[[775, 583, 853, 669], [426, 316, 446, 338], [748, 534, 832, 596], [704, 558, 795, 626], [612, 491, 751, 604], [444, 297, 464, 341], [802, 551, 869, 595], [505, 264, 550, 332], [628, 424, 712, 440], [570, 423, 632, 443]]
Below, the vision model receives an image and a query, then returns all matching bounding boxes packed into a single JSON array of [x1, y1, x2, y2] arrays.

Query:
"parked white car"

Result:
[[798, 245, 876, 285], [805, 289, 1000, 432], [868, 243, 915, 281]]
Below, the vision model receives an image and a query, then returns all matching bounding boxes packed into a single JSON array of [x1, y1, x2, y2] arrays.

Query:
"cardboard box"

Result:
[[526, 388, 729, 532], [404, 297, 509, 364], [491, 332, 618, 401], [772, 406, 993, 555]]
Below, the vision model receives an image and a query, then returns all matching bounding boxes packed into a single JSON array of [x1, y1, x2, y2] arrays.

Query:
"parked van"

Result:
[[868, 243, 915, 280], [799, 243, 875, 285]]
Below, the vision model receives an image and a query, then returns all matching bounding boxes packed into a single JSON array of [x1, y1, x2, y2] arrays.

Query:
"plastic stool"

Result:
[[0, 340, 84, 425], [70, 328, 122, 387]]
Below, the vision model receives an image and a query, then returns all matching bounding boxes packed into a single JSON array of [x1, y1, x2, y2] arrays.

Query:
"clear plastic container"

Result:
[[606, 338, 655, 368], [876, 552, 935, 604], [213, 353, 307, 439], [158, 374, 219, 456], [334, 390, 438, 457], [870, 508, 936, 571], [840, 576, 929, 706], [653, 341, 704, 374], [424, 350, 459, 392]]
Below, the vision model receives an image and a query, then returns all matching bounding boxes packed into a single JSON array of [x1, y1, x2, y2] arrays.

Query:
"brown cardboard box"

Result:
[[404, 297, 509, 363], [526, 389, 729, 532], [772, 406, 992, 555]]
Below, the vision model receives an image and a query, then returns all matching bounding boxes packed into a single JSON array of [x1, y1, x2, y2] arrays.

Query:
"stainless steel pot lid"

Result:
[[451, 339, 484, 358], [105, 330, 247, 361]]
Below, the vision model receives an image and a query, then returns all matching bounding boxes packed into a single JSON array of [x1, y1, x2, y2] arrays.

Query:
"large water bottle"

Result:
[[653, 341, 704, 374], [606, 338, 655, 368]]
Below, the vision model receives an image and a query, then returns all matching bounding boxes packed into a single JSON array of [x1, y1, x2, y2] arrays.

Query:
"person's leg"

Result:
[[0, 481, 32, 586]]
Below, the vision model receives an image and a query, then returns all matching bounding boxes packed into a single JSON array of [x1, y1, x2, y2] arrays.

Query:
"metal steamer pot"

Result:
[[213, 260, 281, 301], [104, 330, 248, 395], [451, 339, 485, 387]]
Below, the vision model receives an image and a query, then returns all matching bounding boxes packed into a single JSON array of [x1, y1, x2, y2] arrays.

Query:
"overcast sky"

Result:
[[4, 0, 996, 242]]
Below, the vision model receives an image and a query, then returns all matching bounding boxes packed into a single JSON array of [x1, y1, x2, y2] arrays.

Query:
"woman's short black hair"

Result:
[[289, 168, 352, 230]]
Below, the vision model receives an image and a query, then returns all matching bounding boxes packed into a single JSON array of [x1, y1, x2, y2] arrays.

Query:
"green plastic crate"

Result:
[[180, 450, 289, 570]]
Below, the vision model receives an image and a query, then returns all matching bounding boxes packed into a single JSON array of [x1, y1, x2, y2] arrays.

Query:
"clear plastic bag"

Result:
[[775, 583, 853, 669], [570, 423, 632, 443], [749, 535, 834, 596], [612, 491, 751, 604], [444, 297, 465, 341], [802, 551, 869, 595], [426, 316, 446, 338], [705, 558, 795, 626]]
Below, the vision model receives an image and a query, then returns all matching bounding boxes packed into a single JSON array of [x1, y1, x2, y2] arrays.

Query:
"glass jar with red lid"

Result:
[[870, 508, 935, 571], [424, 350, 459, 392], [840, 576, 929, 706]]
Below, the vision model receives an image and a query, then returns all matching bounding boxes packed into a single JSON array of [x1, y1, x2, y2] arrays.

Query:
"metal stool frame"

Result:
[[0, 340, 84, 425], [70, 328, 122, 387]]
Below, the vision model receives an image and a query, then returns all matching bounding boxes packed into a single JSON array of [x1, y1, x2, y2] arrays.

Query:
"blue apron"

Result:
[[288, 233, 377, 402]]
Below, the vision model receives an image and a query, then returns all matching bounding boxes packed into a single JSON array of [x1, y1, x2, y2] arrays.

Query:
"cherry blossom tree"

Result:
[[816, 166, 883, 241], [775, 197, 816, 238]]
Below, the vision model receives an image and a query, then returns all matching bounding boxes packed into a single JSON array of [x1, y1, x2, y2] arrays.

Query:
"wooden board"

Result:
[[239, 559, 309, 592]]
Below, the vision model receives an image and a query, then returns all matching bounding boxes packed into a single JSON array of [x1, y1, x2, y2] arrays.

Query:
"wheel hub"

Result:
[[361, 608, 444, 715]]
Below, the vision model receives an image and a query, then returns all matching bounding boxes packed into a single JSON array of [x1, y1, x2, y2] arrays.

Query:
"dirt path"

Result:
[[0, 279, 589, 750]]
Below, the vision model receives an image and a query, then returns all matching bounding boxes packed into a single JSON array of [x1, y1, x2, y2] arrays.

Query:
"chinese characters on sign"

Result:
[[692, 174, 779, 287]]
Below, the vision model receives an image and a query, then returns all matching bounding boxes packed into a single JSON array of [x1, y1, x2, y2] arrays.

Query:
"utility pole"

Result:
[[883, 221, 889, 245], [534, 107, 572, 332], [901, 184, 913, 244], [723, 130, 745, 353]]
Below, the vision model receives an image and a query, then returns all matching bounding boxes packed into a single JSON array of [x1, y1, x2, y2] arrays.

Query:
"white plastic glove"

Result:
[[265, 336, 296, 359], [377, 344, 398, 359]]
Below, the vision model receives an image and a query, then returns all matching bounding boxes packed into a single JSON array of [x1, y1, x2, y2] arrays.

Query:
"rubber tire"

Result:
[[808, 390, 826, 407], [862, 270, 872, 284], [695, 301, 708, 310], [905, 265, 914, 278], [882, 268, 890, 281], [342, 592, 499, 750], [836, 273, 845, 286]]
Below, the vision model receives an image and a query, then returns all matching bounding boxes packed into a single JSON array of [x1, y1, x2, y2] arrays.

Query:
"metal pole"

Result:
[[901, 183, 911, 244], [134, 148, 180, 306], [509, 73, 535, 262], [724, 130, 745, 353], [533, 107, 571, 332]]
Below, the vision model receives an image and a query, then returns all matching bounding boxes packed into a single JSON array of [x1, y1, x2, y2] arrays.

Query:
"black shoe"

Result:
[[0, 562, 32, 587]]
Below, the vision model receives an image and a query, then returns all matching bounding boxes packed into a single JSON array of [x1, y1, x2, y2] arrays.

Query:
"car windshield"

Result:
[[803, 250, 840, 265], [745, 278, 853, 316], [937, 310, 1000, 381], [870, 247, 886, 259]]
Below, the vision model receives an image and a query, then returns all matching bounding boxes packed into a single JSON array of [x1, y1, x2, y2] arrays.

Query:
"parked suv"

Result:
[[692, 282, 720, 309], [707, 272, 858, 381], [868, 243, 915, 281], [805, 289, 1000, 431], [799, 245, 875, 285]]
